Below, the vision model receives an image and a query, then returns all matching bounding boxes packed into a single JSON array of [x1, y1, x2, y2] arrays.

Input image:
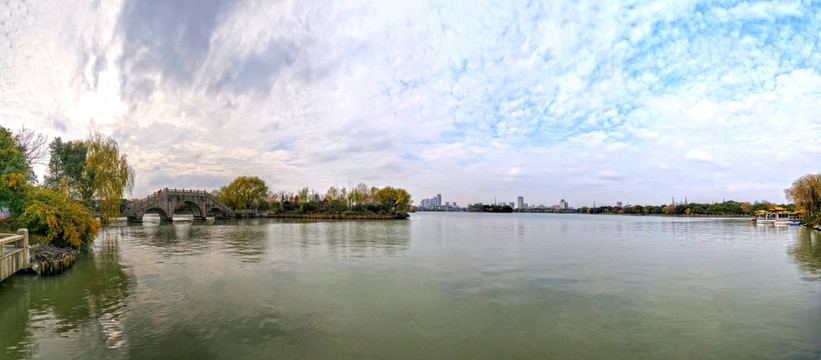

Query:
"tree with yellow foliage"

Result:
[[84, 132, 135, 224], [216, 176, 269, 210], [785, 174, 821, 216]]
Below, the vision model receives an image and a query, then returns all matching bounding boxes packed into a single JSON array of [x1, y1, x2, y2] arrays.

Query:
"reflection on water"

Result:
[[0, 232, 131, 358], [1, 214, 820, 359], [224, 223, 266, 263], [791, 227, 821, 281]]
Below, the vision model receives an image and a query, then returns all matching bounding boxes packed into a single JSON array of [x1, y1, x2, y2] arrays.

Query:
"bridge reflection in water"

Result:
[[124, 188, 233, 222]]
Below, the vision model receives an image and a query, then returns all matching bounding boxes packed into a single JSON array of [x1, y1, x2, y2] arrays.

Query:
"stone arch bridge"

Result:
[[125, 188, 233, 222]]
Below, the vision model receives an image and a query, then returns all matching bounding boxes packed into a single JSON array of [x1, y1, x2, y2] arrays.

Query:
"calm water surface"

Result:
[[1, 213, 820, 359]]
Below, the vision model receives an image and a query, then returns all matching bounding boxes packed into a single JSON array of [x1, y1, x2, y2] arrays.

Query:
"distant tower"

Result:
[[685, 196, 688, 205], [436, 194, 442, 207], [517, 196, 524, 210]]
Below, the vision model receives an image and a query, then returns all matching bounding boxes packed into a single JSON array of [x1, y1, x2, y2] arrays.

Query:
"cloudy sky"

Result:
[[2, 0, 820, 207]]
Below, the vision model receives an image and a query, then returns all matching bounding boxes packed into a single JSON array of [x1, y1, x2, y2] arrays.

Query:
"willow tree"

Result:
[[785, 174, 821, 215], [85, 132, 135, 224]]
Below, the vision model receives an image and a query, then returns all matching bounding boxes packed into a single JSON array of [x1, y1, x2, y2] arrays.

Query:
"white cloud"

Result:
[[3, 0, 821, 206], [725, 1, 802, 20], [684, 150, 730, 169]]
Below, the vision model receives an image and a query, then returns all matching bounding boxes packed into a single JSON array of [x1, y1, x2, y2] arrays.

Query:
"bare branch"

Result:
[[15, 126, 49, 165]]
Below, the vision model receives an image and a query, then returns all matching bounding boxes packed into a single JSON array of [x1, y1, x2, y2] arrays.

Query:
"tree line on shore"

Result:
[[0, 126, 133, 247], [461, 173, 821, 224], [212, 176, 412, 218], [577, 200, 788, 216]]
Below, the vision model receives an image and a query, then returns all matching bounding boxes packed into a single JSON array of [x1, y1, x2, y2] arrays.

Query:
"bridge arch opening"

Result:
[[174, 201, 204, 219], [207, 207, 229, 219], [144, 207, 170, 221]]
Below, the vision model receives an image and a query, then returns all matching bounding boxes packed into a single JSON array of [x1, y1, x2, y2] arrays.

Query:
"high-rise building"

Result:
[[517, 196, 524, 210], [559, 199, 568, 210], [436, 194, 442, 207]]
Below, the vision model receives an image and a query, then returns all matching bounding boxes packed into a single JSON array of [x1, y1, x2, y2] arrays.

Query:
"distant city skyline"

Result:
[[4, 1, 819, 206]]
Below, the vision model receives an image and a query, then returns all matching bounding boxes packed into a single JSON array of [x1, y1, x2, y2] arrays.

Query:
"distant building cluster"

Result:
[[514, 196, 571, 211], [419, 194, 460, 211]]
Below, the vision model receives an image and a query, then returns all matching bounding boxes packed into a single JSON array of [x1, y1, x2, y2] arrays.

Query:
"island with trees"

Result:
[[211, 176, 412, 220]]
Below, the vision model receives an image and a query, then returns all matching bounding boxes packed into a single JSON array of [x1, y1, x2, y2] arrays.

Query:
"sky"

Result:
[[2, 0, 820, 207]]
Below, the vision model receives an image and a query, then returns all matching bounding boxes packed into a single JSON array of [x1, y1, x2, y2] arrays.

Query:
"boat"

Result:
[[753, 208, 803, 226], [773, 212, 792, 226], [753, 210, 775, 224]]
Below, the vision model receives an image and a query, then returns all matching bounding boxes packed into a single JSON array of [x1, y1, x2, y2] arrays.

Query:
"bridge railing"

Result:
[[128, 188, 216, 212], [0, 229, 27, 258], [0, 229, 29, 282], [162, 188, 209, 196]]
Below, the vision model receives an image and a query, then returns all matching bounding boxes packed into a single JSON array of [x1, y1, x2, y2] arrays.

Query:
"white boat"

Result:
[[773, 212, 792, 226], [753, 211, 774, 224], [754, 208, 801, 226]]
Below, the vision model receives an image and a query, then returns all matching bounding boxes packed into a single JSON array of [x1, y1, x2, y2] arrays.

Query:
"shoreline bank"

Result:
[[266, 213, 407, 220]]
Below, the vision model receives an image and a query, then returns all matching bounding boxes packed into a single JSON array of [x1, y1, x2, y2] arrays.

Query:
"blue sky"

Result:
[[2, 0, 820, 207]]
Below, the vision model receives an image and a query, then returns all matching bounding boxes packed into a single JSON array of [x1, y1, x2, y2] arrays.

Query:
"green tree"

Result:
[[325, 186, 341, 202], [351, 183, 370, 205], [297, 187, 310, 204], [395, 188, 411, 211], [44, 138, 92, 199], [373, 186, 412, 212], [0, 127, 101, 246], [375, 186, 397, 210], [218, 176, 269, 210], [84, 132, 135, 224], [0, 126, 31, 179], [0, 127, 34, 217], [785, 174, 821, 215]]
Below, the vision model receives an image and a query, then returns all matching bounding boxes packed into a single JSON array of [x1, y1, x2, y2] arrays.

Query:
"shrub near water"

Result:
[[16, 187, 99, 247]]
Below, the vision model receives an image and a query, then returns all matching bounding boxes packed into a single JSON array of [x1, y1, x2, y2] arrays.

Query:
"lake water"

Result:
[[1, 213, 820, 359]]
